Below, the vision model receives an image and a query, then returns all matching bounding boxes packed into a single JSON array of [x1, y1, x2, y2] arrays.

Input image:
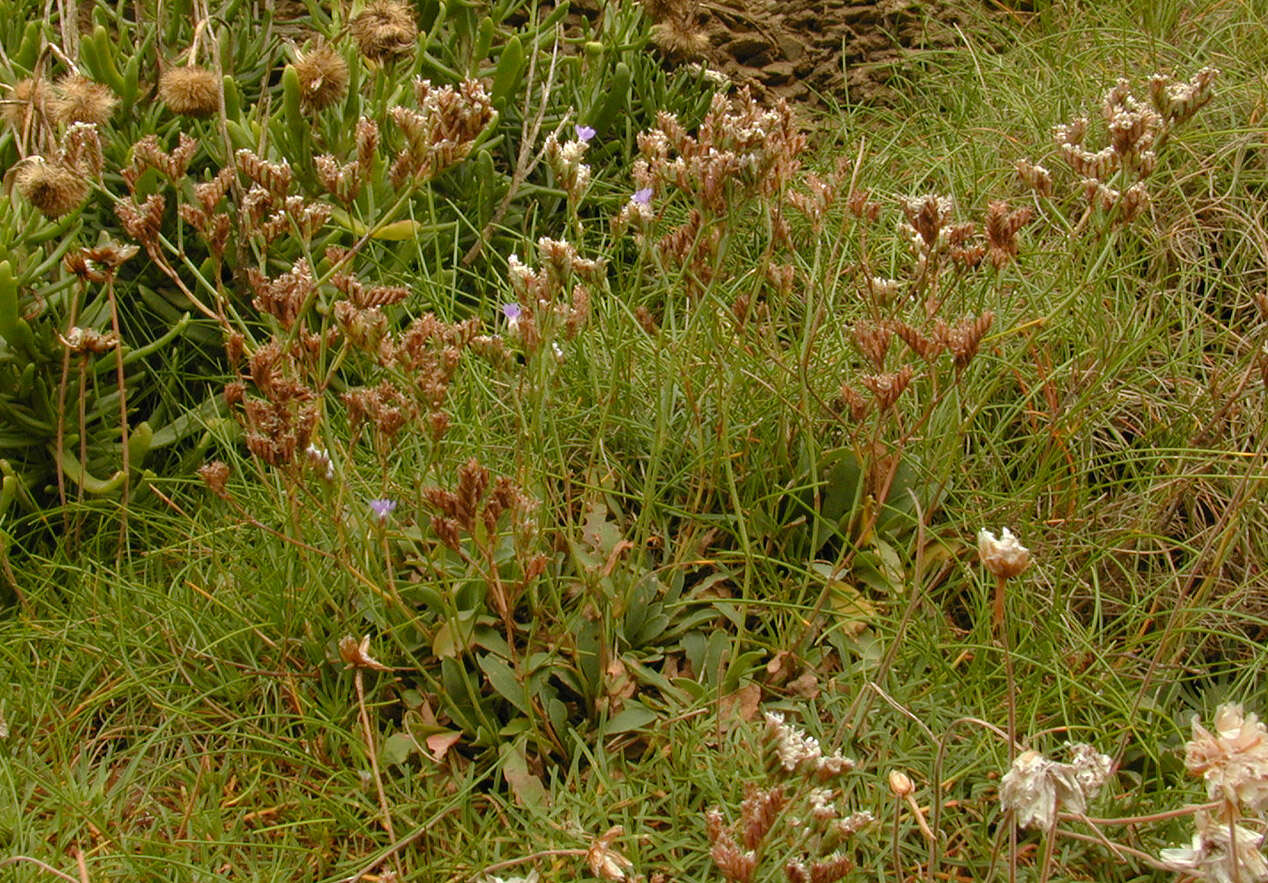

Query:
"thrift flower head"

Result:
[[502, 302, 523, 330], [632, 187, 653, 205], [575, 124, 596, 143], [999, 743, 1112, 830], [1186, 704, 1268, 813], [977, 527, 1032, 579], [368, 498, 397, 522], [1160, 811, 1268, 883]]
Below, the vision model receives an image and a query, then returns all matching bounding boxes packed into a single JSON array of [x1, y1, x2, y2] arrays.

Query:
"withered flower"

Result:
[[158, 66, 221, 117], [337, 634, 390, 671]]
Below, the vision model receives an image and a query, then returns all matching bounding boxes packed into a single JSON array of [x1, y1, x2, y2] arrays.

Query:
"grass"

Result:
[[2, 0, 1268, 880]]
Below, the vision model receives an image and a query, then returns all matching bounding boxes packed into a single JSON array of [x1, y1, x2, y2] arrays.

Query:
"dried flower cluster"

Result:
[[389, 79, 494, 186], [977, 527, 1032, 580], [501, 237, 602, 355], [1160, 810, 1268, 883], [706, 715, 870, 883], [1185, 704, 1268, 815], [1019, 68, 1218, 226], [616, 89, 806, 288], [316, 118, 380, 204], [232, 340, 320, 468]]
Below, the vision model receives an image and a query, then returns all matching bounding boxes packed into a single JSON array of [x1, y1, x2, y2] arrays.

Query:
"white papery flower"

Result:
[[977, 527, 1032, 579], [1160, 811, 1268, 883], [1186, 704, 1268, 813], [999, 743, 1112, 830]]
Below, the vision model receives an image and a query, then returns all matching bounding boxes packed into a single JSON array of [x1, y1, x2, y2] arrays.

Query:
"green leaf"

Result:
[[479, 653, 529, 715], [381, 732, 417, 767], [604, 701, 658, 735]]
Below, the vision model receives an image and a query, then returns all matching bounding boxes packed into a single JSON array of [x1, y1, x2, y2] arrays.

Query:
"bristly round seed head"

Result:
[[14, 157, 89, 218], [159, 66, 222, 116], [294, 42, 349, 110], [3, 77, 52, 131], [351, 0, 417, 61], [51, 74, 118, 127]]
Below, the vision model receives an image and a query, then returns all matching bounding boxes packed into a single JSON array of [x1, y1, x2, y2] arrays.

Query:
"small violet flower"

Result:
[[502, 302, 523, 331], [368, 498, 397, 523], [575, 124, 596, 143], [631, 187, 653, 206]]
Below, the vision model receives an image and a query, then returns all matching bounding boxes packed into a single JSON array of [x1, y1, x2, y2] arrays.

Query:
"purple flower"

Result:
[[632, 187, 653, 206], [501, 302, 523, 330], [575, 124, 596, 143], [368, 498, 397, 522]]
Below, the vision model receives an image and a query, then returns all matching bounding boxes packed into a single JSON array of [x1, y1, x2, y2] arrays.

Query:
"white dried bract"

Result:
[[1186, 704, 1268, 813], [977, 527, 1032, 580], [999, 743, 1112, 830], [1160, 811, 1268, 883], [763, 712, 856, 781]]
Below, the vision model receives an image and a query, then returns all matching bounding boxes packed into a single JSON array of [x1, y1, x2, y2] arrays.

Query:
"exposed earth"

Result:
[[625, 0, 992, 105]]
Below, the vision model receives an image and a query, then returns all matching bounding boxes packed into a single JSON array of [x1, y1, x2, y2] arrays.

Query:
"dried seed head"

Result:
[[351, 0, 417, 61], [710, 833, 756, 883], [4, 77, 53, 133], [1118, 182, 1150, 223], [59, 326, 119, 354], [861, 365, 914, 411], [14, 157, 89, 218], [852, 320, 892, 370], [294, 42, 349, 111], [197, 460, 231, 497], [51, 74, 117, 127], [890, 321, 942, 362], [985, 202, 1033, 270], [158, 65, 221, 116], [808, 855, 852, 883], [650, 20, 710, 60], [836, 384, 871, 422], [1015, 159, 1052, 197], [740, 786, 785, 850]]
